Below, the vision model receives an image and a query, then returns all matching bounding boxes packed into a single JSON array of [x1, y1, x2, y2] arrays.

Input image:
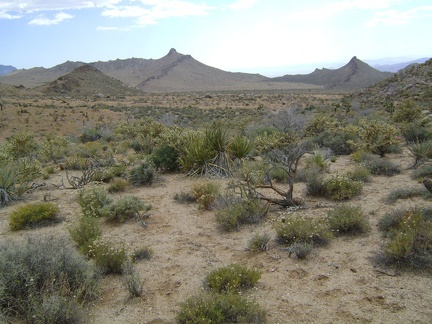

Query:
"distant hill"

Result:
[[350, 58, 432, 109], [36, 64, 143, 97], [0, 65, 17, 76], [373, 58, 430, 73], [272, 57, 393, 90], [3, 50, 395, 92]]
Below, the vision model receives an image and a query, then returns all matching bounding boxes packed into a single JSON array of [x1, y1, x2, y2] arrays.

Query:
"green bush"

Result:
[[78, 187, 112, 218], [363, 157, 401, 176], [89, 238, 128, 274], [9, 202, 58, 230], [408, 141, 432, 168], [151, 144, 180, 171], [215, 198, 268, 231], [305, 169, 327, 197], [323, 175, 363, 201], [412, 164, 432, 179], [288, 242, 314, 260], [107, 177, 130, 193], [378, 208, 432, 262], [129, 161, 156, 186], [204, 264, 261, 293], [228, 135, 254, 160], [248, 233, 271, 252], [176, 292, 266, 324], [191, 181, 221, 210], [346, 165, 371, 183], [69, 216, 102, 256], [326, 204, 370, 235], [100, 195, 150, 223], [0, 236, 99, 322], [275, 215, 333, 246], [402, 121, 432, 143]]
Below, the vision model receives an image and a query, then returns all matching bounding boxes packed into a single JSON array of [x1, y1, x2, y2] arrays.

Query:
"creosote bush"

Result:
[[131, 246, 154, 262], [78, 187, 112, 218], [9, 202, 58, 230], [204, 264, 261, 293], [107, 177, 130, 193], [100, 195, 151, 223], [129, 161, 156, 186], [0, 236, 99, 323], [176, 292, 267, 324], [323, 175, 363, 201], [215, 198, 268, 231], [327, 204, 370, 235]]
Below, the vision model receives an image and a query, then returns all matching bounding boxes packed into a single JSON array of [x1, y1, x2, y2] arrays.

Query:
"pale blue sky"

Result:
[[1, 0, 431, 76]]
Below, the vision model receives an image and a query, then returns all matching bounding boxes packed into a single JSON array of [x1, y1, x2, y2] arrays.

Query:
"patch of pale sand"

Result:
[[1, 150, 432, 323]]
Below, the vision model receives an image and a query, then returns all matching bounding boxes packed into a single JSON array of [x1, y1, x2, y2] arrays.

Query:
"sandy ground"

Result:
[[1, 149, 432, 323]]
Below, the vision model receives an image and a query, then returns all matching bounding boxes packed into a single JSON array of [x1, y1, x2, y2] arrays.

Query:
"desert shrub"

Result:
[[39, 134, 69, 162], [215, 198, 268, 231], [363, 157, 401, 176], [378, 208, 432, 262], [129, 161, 156, 186], [412, 164, 432, 179], [248, 233, 271, 252], [352, 150, 372, 163], [174, 191, 196, 203], [323, 175, 363, 201], [287, 242, 314, 260], [107, 177, 130, 193], [176, 292, 266, 324], [326, 204, 370, 235], [78, 187, 112, 218], [100, 195, 151, 223], [151, 144, 180, 171], [402, 121, 432, 143], [0, 236, 99, 322], [305, 169, 327, 197], [204, 264, 261, 293], [318, 126, 357, 155], [303, 151, 330, 173], [89, 238, 128, 274], [178, 132, 213, 175], [131, 246, 154, 262], [121, 261, 144, 297], [191, 181, 221, 210], [408, 141, 432, 168], [79, 124, 113, 143], [69, 216, 102, 256], [386, 187, 431, 203], [275, 214, 333, 246], [304, 115, 337, 137], [9, 202, 58, 230], [346, 165, 371, 183], [5, 131, 37, 159]]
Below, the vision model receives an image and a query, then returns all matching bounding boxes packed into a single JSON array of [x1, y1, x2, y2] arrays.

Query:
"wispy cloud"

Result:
[[226, 0, 258, 10], [29, 12, 74, 25], [102, 1, 216, 26], [0, 1, 121, 13], [366, 5, 432, 27]]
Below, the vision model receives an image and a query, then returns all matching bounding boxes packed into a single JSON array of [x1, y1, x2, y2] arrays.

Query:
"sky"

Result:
[[0, 0, 431, 76]]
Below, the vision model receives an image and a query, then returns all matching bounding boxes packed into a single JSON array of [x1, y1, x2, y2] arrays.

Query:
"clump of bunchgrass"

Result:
[[248, 233, 271, 252], [121, 261, 144, 297], [9, 202, 58, 230], [204, 264, 261, 293], [346, 165, 371, 183], [326, 204, 370, 236], [107, 177, 130, 193], [386, 187, 431, 204], [131, 246, 154, 262]]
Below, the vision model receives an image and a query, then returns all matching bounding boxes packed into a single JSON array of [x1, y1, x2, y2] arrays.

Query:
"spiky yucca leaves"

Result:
[[228, 135, 254, 160], [408, 141, 432, 168]]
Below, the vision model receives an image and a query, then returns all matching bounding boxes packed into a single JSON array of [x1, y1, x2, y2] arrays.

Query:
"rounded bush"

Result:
[[9, 202, 58, 230], [204, 264, 261, 293], [327, 204, 370, 235], [129, 161, 156, 186]]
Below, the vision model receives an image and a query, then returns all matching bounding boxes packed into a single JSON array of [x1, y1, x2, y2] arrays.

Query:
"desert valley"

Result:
[[1, 49, 432, 323]]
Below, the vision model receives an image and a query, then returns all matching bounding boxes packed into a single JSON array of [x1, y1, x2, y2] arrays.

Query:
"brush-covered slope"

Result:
[[351, 58, 432, 109], [273, 57, 393, 89], [36, 64, 143, 97]]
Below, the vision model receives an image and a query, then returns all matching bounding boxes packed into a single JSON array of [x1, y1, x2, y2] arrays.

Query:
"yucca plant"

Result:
[[228, 134, 254, 160], [0, 164, 17, 206], [408, 141, 432, 168]]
